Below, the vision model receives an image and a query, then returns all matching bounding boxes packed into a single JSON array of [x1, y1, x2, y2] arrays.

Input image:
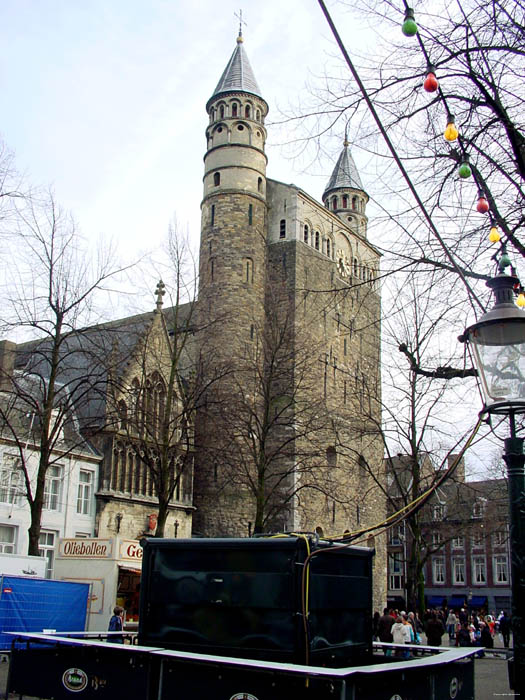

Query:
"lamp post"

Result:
[[460, 267, 525, 694]]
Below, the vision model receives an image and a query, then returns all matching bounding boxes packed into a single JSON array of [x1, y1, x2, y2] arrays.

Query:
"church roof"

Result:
[[323, 142, 364, 196], [209, 35, 263, 102]]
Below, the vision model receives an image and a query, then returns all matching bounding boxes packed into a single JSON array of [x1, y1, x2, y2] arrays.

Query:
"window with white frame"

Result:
[[452, 557, 466, 585], [43, 465, 63, 511], [472, 555, 487, 584], [0, 525, 16, 553], [0, 454, 22, 505], [432, 557, 445, 584], [493, 555, 509, 584], [39, 530, 57, 579], [452, 536, 465, 549], [432, 504, 446, 521], [431, 532, 443, 547], [471, 532, 484, 548], [388, 523, 405, 545], [492, 530, 506, 547], [472, 500, 485, 519], [388, 551, 403, 590], [77, 470, 93, 515]]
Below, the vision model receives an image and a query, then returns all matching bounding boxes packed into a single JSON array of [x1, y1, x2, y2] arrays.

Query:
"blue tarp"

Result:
[[0, 575, 89, 649], [427, 596, 446, 607], [448, 596, 465, 608], [470, 596, 487, 607]]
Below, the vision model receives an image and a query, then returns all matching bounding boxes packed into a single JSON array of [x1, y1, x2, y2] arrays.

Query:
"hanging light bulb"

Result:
[[476, 195, 489, 214], [488, 226, 500, 243], [517, 292, 525, 308], [458, 160, 472, 178], [423, 65, 439, 93], [402, 7, 418, 36], [444, 114, 459, 142]]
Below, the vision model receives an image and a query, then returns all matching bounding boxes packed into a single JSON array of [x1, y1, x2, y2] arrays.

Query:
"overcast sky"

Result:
[[1, 0, 376, 259]]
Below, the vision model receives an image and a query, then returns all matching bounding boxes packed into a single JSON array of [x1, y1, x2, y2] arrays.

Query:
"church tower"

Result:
[[193, 31, 270, 536]]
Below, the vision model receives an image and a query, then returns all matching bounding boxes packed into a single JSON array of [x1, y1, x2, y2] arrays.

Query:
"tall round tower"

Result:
[[193, 32, 269, 536]]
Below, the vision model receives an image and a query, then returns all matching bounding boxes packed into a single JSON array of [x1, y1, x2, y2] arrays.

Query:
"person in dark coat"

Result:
[[456, 622, 472, 647], [425, 612, 445, 647], [377, 608, 395, 643], [499, 611, 511, 648]]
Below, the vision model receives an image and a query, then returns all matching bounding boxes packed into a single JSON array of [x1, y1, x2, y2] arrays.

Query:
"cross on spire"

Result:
[[235, 9, 247, 41]]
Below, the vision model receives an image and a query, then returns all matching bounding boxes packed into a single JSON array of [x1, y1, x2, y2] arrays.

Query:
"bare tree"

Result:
[[0, 192, 126, 555]]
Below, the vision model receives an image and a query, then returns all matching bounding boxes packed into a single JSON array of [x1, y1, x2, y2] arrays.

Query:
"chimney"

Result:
[[0, 340, 16, 391], [449, 454, 465, 482]]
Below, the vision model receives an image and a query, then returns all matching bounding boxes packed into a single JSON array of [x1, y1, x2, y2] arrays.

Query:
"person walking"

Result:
[[425, 612, 445, 648], [446, 609, 458, 643]]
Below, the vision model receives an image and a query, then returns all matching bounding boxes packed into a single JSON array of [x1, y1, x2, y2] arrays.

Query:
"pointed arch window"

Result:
[[214, 172, 220, 186]]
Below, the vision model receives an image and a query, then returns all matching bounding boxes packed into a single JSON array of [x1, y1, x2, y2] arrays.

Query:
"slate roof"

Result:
[[323, 142, 364, 197], [209, 36, 263, 102]]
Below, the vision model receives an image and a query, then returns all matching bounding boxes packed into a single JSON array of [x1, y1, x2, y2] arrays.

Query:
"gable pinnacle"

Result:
[[154, 280, 166, 313]]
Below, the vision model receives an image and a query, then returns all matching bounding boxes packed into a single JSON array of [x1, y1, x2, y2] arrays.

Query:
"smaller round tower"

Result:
[[323, 140, 369, 239]]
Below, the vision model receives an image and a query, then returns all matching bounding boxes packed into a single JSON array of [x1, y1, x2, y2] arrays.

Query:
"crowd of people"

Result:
[[373, 607, 512, 658]]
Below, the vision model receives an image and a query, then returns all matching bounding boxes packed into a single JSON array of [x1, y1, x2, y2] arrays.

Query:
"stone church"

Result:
[[0, 31, 387, 605]]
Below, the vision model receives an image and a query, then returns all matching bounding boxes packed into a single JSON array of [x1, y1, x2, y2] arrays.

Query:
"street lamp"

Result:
[[460, 265, 525, 694]]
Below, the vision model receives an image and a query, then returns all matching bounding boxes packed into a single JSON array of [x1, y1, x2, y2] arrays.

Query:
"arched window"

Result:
[[219, 105, 225, 119], [232, 103, 238, 117], [258, 177, 263, 193], [352, 196, 357, 210], [256, 109, 260, 121], [304, 225, 309, 243], [245, 105, 251, 118], [213, 172, 220, 186], [280, 219, 286, 239], [332, 196, 338, 210], [342, 194, 348, 208], [326, 447, 337, 467], [245, 257, 254, 283], [315, 231, 320, 250]]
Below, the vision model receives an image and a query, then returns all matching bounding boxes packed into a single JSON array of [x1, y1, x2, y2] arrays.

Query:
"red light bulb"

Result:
[[476, 196, 489, 214], [423, 72, 438, 93]]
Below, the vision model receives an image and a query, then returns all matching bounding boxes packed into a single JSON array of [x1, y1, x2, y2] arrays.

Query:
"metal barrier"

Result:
[[7, 632, 478, 700]]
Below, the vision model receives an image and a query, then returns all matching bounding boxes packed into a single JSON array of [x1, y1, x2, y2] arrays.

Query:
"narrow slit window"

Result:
[[315, 231, 320, 250], [304, 225, 309, 243], [249, 204, 253, 225], [211, 204, 215, 226], [280, 219, 286, 239]]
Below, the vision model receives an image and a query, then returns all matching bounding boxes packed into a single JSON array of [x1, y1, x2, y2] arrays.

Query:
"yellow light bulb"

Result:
[[444, 121, 459, 142], [517, 293, 525, 308], [488, 226, 501, 243]]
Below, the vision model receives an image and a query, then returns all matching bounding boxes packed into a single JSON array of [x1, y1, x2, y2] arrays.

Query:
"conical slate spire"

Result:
[[210, 34, 263, 102], [323, 142, 364, 196]]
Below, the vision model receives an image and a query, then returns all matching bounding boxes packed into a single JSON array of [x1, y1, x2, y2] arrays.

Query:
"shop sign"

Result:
[[119, 539, 143, 561], [59, 538, 113, 559], [62, 668, 88, 692]]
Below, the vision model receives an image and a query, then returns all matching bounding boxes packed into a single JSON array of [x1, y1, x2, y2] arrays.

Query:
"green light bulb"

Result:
[[458, 162, 472, 178], [402, 8, 418, 36]]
